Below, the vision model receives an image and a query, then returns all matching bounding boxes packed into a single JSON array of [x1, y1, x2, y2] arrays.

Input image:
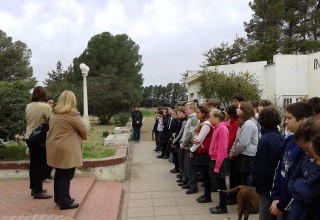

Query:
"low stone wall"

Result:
[[76, 145, 128, 181], [104, 127, 131, 146], [0, 126, 132, 181]]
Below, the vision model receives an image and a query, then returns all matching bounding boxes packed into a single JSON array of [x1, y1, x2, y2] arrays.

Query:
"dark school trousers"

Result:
[[184, 150, 198, 190], [198, 164, 211, 199], [216, 177, 227, 209]]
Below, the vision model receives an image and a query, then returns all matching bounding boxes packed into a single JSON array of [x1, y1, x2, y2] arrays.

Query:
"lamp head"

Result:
[[79, 63, 87, 72]]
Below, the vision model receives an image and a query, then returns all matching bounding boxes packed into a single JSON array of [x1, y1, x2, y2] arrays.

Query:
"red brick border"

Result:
[[0, 145, 129, 170]]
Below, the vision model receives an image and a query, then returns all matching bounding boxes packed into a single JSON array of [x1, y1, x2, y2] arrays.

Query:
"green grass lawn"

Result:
[[140, 108, 156, 120], [0, 142, 29, 161], [82, 123, 116, 159], [0, 123, 117, 161]]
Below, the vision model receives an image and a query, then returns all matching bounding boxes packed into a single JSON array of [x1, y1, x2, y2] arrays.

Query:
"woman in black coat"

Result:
[[131, 106, 143, 143]]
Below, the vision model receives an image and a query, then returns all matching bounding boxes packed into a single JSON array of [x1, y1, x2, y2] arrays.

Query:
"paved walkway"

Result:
[[120, 140, 259, 220]]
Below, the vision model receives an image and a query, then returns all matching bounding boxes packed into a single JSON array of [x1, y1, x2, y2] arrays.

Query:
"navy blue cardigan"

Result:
[[250, 127, 284, 194]]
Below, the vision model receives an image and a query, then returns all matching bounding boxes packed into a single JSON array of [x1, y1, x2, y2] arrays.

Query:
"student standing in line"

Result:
[[168, 109, 180, 173], [208, 109, 230, 214], [307, 96, 320, 119], [250, 107, 284, 220], [189, 105, 213, 203], [205, 98, 221, 192], [229, 93, 246, 202], [287, 118, 320, 220], [257, 99, 273, 114], [172, 107, 188, 184], [166, 109, 178, 160], [250, 101, 259, 119], [152, 110, 160, 152], [180, 102, 199, 194], [157, 108, 170, 159], [229, 102, 259, 186], [231, 93, 245, 107], [225, 104, 239, 205], [270, 102, 315, 219]]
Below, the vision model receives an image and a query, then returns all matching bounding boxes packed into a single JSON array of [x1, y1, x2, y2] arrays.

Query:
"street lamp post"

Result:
[[79, 63, 90, 130]]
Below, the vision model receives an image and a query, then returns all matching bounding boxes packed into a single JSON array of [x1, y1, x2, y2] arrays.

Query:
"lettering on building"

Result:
[[315, 58, 320, 70]]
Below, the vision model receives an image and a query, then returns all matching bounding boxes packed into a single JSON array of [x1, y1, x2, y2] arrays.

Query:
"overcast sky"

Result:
[[0, 0, 252, 86]]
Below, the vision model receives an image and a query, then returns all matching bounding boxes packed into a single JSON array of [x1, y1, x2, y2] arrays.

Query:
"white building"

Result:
[[185, 51, 320, 105]]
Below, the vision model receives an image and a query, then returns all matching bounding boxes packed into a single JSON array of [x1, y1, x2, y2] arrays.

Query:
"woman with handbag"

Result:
[[46, 90, 87, 210], [25, 86, 52, 199]]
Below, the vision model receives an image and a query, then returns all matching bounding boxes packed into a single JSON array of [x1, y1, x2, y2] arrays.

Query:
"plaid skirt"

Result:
[[210, 158, 230, 178], [194, 153, 211, 166], [234, 154, 254, 174]]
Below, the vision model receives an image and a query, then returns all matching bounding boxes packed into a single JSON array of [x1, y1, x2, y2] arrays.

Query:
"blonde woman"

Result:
[[46, 90, 87, 210]]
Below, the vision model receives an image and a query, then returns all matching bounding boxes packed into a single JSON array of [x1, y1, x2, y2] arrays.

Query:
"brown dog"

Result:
[[220, 185, 259, 220]]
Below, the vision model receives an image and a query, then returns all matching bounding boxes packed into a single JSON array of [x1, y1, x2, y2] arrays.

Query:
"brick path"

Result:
[[0, 177, 122, 220]]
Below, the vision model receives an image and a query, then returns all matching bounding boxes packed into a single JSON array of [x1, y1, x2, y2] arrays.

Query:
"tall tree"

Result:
[[140, 83, 187, 108], [73, 32, 144, 124], [0, 80, 34, 141], [0, 30, 34, 81], [281, 0, 320, 54], [244, 0, 284, 63], [202, 36, 248, 67], [203, 0, 320, 66], [0, 30, 35, 141], [170, 83, 187, 106], [44, 61, 77, 100]]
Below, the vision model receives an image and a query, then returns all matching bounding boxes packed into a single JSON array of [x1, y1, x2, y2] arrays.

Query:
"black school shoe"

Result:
[[197, 196, 212, 203], [181, 184, 190, 189], [59, 202, 79, 210], [186, 188, 198, 194], [178, 181, 187, 186], [170, 168, 179, 173], [209, 206, 228, 214]]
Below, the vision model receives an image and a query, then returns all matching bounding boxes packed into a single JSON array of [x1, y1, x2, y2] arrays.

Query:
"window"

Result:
[[283, 98, 292, 107], [189, 93, 194, 101]]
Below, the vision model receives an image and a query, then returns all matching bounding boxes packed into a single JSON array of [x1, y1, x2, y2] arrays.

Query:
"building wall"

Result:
[[265, 64, 276, 101], [187, 81, 202, 102], [274, 54, 309, 97], [308, 51, 320, 97], [185, 52, 320, 105]]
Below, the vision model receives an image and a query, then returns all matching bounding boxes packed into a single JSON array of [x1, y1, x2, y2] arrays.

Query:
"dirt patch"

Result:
[[139, 117, 156, 141]]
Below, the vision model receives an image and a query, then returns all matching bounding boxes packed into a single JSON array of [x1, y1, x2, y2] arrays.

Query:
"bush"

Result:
[[113, 112, 130, 126], [102, 130, 109, 138], [0, 142, 29, 161]]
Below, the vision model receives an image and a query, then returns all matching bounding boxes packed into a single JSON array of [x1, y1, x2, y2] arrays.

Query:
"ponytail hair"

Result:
[[210, 109, 226, 121]]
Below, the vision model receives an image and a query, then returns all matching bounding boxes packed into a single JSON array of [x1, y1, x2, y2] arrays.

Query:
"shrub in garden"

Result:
[[102, 130, 109, 138], [113, 112, 130, 126]]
